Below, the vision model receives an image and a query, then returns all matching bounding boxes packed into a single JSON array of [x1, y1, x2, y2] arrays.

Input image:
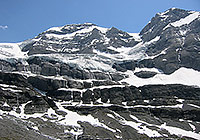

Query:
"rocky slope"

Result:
[[0, 8, 200, 140]]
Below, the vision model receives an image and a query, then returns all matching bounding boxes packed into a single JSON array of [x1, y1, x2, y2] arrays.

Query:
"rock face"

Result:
[[134, 71, 157, 78], [1, 71, 200, 139], [139, 8, 200, 73], [0, 8, 200, 140]]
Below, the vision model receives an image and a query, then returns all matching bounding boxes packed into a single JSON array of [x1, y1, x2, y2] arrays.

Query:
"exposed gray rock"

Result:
[[29, 64, 42, 74], [68, 80, 84, 89], [41, 62, 58, 76], [73, 91, 82, 102], [134, 71, 157, 78], [0, 115, 51, 140], [0, 60, 15, 72], [113, 61, 137, 72], [110, 73, 126, 81], [92, 80, 117, 87], [83, 81, 92, 88], [28, 76, 66, 91], [112, 63, 127, 72], [139, 84, 200, 99], [82, 90, 93, 104], [93, 72, 110, 80], [0, 71, 30, 87], [47, 90, 72, 101], [140, 8, 190, 42], [24, 97, 49, 114]]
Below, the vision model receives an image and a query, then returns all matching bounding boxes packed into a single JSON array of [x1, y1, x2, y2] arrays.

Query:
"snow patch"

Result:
[[134, 104, 183, 109], [0, 101, 46, 120], [3, 102, 10, 107], [122, 113, 200, 139], [171, 12, 200, 27], [47, 26, 62, 32], [176, 99, 185, 103], [107, 113, 162, 137], [134, 67, 161, 73], [32, 126, 39, 131], [188, 104, 200, 109], [164, 12, 200, 30], [147, 47, 168, 59], [0, 84, 18, 88], [158, 9, 170, 16], [122, 67, 200, 87], [1, 87, 22, 93], [128, 33, 142, 41], [64, 128, 83, 136], [160, 122, 200, 140], [55, 102, 116, 132], [128, 36, 160, 60], [189, 123, 196, 131], [46, 25, 108, 39]]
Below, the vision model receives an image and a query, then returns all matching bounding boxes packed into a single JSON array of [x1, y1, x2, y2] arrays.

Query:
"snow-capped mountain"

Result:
[[0, 8, 200, 140], [21, 23, 139, 57]]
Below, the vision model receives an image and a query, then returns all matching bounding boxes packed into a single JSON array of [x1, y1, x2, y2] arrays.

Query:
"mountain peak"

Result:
[[63, 22, 97, 28], [46, 22, 97, 32], [140, 8, 199, 41], [158, 8, 188, 16]]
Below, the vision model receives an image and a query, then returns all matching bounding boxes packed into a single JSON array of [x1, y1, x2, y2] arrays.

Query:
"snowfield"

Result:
[[122, 67, 200, 87], [46, 24, 109, 39], [0, 43, 28, 59], [164, 11, 200, 30]]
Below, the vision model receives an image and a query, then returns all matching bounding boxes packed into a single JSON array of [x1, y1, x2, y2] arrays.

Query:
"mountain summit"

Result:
[[0, 8, 200, 140]]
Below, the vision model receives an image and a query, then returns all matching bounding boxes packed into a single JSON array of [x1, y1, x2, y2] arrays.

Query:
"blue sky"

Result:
[[0, 0, 199, 43]]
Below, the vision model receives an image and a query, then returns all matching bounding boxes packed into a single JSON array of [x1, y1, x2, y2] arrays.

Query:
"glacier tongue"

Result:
[[0, 43, 28, 59]]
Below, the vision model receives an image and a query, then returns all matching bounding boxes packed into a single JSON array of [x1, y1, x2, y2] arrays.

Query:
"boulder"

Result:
[[110, 73, 126, 81], [134, 71, 157, 78]]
